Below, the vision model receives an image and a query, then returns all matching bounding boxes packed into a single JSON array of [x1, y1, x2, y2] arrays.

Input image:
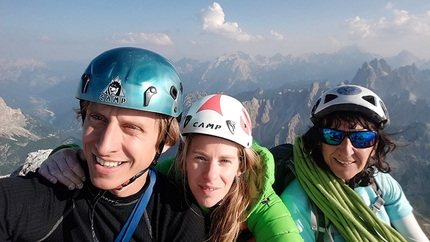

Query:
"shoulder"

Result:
[[247, 141, 276, 210], [0, 173, 78, 241], [373, 171, 403, 196], [281, 178, 309, 209], [372, 171, 413, 219], [1, 172, 72, 195], [355, 170, 405, 205], [1, 172, 78, 207]]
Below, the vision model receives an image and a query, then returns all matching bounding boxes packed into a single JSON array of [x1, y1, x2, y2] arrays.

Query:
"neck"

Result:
[[108, 172, 149, 197]]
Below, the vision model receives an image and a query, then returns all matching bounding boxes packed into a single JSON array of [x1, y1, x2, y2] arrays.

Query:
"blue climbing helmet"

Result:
[[310, 85, 390, 129], [76, 47, 183, 119]]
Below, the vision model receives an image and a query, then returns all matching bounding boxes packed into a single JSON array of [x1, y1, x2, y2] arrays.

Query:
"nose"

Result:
[[338, 136, 354, 156], [203, 161, 219, 181], [96, 123, 122, 156]]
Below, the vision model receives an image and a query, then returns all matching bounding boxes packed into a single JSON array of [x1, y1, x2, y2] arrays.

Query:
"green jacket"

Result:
[[156, 141, 303, 242]]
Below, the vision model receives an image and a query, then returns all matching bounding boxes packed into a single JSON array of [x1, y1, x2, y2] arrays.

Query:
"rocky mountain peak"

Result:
[[351, 59, 389, 89], [0, 97, 39, 141], [386, 50, 424, 69], [0, 149, 52, 178], [369, 58, 391, 76]]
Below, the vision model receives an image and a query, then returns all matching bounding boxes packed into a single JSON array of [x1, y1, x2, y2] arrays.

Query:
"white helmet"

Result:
[[310, 85, 390, 129], [181, 94, 253, 148]]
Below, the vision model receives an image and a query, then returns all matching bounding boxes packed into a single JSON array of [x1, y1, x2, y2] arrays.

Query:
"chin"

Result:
[[198, 199, 217, 208], [91, 177, 116, 190]]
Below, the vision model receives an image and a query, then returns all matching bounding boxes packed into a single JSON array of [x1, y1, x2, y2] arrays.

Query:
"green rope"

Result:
[[293, 136, 406, 242]]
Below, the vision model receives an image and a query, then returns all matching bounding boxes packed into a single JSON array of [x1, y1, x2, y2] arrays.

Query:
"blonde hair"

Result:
[[175, 134, 261, 242]]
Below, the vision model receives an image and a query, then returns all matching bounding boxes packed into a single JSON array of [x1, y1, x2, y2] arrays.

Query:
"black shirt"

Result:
[[0, 170, 206, 242]]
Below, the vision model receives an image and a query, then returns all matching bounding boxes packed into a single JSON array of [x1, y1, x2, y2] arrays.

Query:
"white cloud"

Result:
[[199, 2, 258, 42], [345, 7, 430, 39], [388, 9, 430, 35], [255, 34, 264, 40], [270, 30, 284, 40], [385, 2, 393, 10], [111, 32, 174, 45], [345, 16, 372, 39]]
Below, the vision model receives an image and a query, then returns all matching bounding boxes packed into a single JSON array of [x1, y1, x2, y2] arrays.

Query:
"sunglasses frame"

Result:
[[319, 128, 378, 148]]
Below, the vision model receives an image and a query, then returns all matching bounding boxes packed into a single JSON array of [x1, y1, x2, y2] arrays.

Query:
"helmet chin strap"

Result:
[[114, 151, 162, 190], [114, 118, 173, 190]]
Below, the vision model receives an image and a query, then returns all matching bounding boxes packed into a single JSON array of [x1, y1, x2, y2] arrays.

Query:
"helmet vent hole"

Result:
[[81, 74, 91, 93], [324, 94, 338, 104], [144, 86, 157, 106], [311, 98, 321, 114], [170, 86, 178, 100], [362, 95, 376, 106]]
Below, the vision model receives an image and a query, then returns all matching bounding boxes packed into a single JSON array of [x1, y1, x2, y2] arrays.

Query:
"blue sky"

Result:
[[1, 1, 430, 62]]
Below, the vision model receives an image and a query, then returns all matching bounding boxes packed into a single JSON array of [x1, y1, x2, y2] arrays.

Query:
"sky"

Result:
[[1, 1, 430, 62]]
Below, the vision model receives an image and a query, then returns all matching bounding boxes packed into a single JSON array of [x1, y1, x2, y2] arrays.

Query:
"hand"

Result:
[[38, 147, 87, 190]]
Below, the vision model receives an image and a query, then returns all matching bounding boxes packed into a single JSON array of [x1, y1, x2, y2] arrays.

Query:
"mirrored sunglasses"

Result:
[[320, 128, 377, 148]]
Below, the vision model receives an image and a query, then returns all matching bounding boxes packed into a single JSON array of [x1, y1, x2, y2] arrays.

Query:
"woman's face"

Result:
[[185, 135, 242, 208], [321, 120, 376, 182]]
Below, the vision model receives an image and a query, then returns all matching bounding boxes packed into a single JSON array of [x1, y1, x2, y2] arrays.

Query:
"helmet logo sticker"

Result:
[[240, 107, 252, 136], [183, 115, 192, 128], [99, 77, 127, 105], [183, 114, 223, 131], [226, 120, 236, 135], [196, 94, 223, 115], [337, 86, 362, 95]]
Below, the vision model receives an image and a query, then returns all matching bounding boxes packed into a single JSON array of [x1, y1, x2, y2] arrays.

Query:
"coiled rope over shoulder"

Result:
[[293, 136, 406, 242]]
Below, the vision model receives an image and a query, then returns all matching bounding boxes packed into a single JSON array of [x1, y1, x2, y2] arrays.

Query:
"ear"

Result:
[[236, 170, 243, 177]]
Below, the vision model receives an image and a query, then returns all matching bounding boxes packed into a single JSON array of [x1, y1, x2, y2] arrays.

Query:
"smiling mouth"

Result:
[[199, 185, 217, 191], [335, 158, 354, 165], [96, 157, 124, 168]]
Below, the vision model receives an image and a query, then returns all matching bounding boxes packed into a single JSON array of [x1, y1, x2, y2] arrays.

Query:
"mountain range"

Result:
[[0, 45, 429, 235]]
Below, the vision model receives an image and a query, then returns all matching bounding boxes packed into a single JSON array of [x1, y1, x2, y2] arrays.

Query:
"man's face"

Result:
[[82, 102, 159, 197]]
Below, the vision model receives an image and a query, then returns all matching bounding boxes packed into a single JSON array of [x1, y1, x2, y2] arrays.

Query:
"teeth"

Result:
[[201, 186, 215, 191], [96, 157, 123, 167], [336, 158, 353, 165]]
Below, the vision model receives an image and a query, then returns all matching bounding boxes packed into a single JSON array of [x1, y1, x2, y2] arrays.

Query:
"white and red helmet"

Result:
[[310, 85, 390, 129], [181, 94, 253, 148]]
